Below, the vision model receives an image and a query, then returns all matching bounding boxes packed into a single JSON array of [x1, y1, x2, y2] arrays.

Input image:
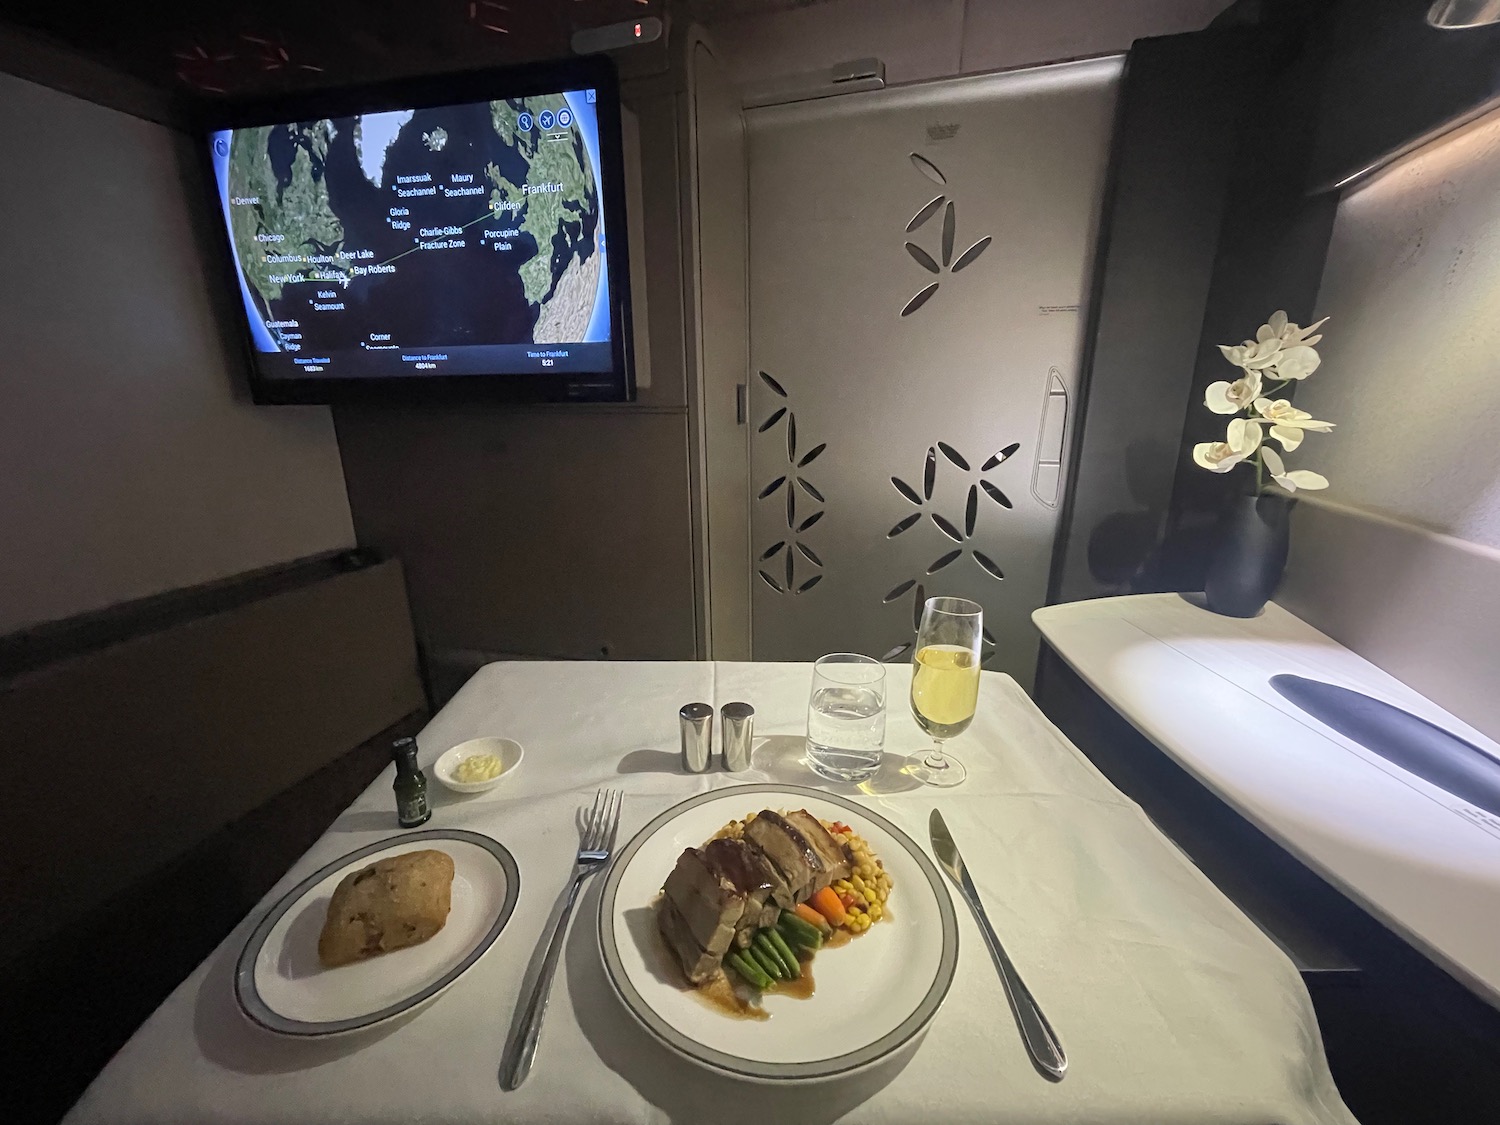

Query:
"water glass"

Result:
[[806, 653, 887, 783]]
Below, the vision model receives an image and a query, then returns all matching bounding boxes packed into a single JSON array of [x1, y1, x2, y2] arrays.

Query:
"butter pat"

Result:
[[455, 753, 505, 783]]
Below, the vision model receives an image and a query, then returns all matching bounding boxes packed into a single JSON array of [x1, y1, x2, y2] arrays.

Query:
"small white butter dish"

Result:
[[434, 737, 524, 794]]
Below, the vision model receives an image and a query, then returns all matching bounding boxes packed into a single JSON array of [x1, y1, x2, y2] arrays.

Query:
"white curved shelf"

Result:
[[1033, 593, 1500, 1007]]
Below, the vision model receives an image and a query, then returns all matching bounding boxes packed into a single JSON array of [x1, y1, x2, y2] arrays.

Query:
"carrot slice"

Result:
[[809, 885, 849, 927], [794, 901, 833, 933]]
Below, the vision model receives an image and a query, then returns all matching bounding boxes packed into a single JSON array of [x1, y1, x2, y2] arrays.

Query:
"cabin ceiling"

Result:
[[0, 0, 666, 98], [685, 0, 838, 16]]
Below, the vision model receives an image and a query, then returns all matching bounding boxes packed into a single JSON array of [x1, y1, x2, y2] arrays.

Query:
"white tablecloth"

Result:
[[65, 661, 1356, 1125]]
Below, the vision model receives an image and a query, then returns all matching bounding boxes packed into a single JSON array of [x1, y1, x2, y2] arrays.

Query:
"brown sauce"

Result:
[[695, 970, 771, 1021], [778, 959, 816, 999], [655, 921, 822, 1018], [698, 951, 819, 1014]]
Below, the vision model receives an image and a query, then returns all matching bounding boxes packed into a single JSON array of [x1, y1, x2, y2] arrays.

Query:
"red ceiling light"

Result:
[[173, 42, 236, 94], [240, 33, 324, 75]]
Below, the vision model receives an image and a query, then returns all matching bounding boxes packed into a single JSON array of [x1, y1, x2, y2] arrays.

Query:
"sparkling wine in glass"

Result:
[[908, 596, 982, 787]]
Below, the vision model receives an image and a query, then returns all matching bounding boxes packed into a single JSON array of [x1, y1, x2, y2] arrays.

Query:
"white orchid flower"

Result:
[[1193, 418, 1263, 473], [1253, 398, 1334, 450], [1218, 338, 1283, 370], [1259, 311, 1328, 349], [1205, 370, 1263, 415], [1261, 446, 1329, 492], [1283, 316, 1327, 348], [1272, 344, 1321, 380], [1256, 312, 1288, 343], [1271, 426, 1304, 451]]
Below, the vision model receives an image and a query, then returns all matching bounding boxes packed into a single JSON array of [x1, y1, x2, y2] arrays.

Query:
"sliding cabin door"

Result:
[[745, 59, 1120, 685]]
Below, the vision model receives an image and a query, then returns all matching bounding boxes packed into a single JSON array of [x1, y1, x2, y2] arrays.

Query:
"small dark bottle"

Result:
[[391, 737, 431, 828]]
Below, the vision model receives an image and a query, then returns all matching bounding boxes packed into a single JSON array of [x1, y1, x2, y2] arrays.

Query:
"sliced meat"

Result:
[[738, 897, 783, 941], [743, 848, 800, 911], [784, 810, 853, 888], [715, 823, 797, 909], [701, 837, 774, 897], [703, 837, 783, 946], [657, 897, 723, 984], [661, 848, 745, 953], [745, 811, 828, 902]]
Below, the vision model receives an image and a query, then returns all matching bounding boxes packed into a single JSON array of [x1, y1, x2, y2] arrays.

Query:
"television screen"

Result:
[[204, 58, 633, 403]]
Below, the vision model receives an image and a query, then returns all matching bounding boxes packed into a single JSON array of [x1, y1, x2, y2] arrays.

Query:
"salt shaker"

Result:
[[721, 702, 755, 772], [679, 702, 713, 773]]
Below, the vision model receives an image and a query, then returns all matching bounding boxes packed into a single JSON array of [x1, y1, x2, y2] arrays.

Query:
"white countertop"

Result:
[[1033, 594, 1500, 1006], [64, 660, 1352, 1125]]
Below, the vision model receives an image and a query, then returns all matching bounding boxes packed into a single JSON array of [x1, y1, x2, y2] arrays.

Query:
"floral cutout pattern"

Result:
[[878, 439, 1021, 665], [756, 370, 827, 595], [901, 153, 993, 317]]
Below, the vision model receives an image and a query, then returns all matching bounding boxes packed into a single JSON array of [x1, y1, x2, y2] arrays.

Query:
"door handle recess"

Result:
[[1030, 368, 1068, 508]]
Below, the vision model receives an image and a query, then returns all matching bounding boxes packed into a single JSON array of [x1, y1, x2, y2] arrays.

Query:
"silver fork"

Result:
[[499, 788, 622, 1090]]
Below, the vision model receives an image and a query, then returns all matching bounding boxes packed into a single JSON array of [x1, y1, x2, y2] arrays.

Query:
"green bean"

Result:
[[779, 912, 824, 948], [779, 910, 824, 941], [755, 932, 795, 979], [777, 921, 819, 953], [747, 942, 784, 981], [727, 951, 772, 990], [765, 929, 802, 977]]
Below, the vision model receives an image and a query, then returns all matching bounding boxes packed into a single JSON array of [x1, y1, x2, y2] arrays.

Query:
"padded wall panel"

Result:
[[0, 559, 422, 960]]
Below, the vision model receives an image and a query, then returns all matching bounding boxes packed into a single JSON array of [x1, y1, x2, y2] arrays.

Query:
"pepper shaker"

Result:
[[679, 703, 713, 773], [720, 702, 755, 772]]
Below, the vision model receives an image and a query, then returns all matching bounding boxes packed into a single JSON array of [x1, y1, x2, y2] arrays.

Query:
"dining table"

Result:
[[63, 660, 1358, 1125]]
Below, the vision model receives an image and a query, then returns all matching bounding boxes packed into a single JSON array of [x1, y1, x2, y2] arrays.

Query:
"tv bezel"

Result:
[[198, 54, 635, 405]]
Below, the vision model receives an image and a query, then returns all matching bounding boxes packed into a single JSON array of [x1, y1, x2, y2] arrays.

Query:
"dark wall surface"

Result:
[[1055, 2, 1408, 599], [1050, 29, 1262, 603], [1310, 0, 1500, 191], [1055, 0, 1500, 600], [1162, 7, 1340, 589], [335, 405, 698, 669]]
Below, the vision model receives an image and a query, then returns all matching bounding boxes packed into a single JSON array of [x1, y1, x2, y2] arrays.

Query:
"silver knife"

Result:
[[930, 808, 1067, 1081]]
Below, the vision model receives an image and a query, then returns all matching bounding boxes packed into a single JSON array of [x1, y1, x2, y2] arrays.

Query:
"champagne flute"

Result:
[[908, 596, 982, 787]]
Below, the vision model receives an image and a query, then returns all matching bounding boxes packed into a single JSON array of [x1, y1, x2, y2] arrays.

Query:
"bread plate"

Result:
[[597, 784, 959, 1082], [235, 829, 519, 1036]]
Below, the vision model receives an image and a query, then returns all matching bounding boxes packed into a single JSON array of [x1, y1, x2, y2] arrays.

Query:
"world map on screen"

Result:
[[219, 91, 605, 361]]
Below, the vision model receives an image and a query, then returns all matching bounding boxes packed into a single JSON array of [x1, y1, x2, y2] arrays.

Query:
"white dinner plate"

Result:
[[235, 829, 519, 1036], [598, 784, 959, 1082]]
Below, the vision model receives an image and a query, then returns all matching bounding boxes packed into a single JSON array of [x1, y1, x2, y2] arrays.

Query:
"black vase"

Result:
[[1204, 492, 1295, 618]]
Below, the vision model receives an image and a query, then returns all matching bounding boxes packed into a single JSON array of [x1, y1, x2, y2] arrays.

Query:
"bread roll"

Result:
[[318, 849, 455, 968]]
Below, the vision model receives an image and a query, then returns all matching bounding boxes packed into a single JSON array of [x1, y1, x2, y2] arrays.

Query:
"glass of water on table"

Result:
[[806, 653, 887, 783]]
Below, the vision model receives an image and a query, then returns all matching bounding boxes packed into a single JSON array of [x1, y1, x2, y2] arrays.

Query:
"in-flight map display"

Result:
[[209, 85, 623, 396]]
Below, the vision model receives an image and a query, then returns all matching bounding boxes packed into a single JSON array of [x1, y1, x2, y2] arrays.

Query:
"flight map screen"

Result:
[[209, 88, 615, 389]]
